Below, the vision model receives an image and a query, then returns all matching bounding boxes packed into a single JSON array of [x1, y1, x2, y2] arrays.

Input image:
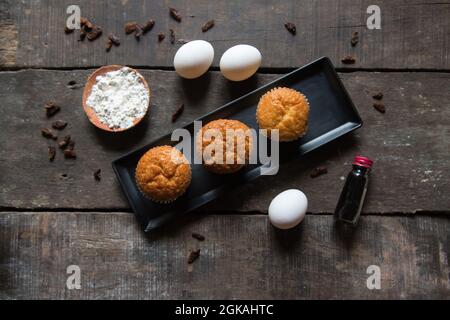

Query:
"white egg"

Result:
[[268, 189, 308, 230], [220, 44, 261, 81], [174, 40, 214, 79]]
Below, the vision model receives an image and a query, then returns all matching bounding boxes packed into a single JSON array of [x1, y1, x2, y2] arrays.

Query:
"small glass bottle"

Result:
[[334, 156, 373, 226]]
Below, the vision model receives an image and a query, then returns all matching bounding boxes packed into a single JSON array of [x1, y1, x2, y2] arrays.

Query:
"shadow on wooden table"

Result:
[[223, 74, 261, 100], [87, 113, 151, 152], [179, 72, 261, 107], [179, 73, 212, 105], [272, 222, 305, 251]]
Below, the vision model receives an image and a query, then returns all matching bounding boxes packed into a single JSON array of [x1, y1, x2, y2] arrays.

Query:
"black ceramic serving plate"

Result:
[[112, 57, 362, 232]]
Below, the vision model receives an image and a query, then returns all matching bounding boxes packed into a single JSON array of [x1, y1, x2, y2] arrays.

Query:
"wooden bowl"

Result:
[[82, 65, 151, 132]]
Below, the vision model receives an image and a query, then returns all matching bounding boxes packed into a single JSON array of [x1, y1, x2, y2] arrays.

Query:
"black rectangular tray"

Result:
[[112, 57, 362, 232]]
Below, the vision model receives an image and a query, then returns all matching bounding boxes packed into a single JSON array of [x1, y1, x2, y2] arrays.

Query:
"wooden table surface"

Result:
[[0, 0, 449, 300]]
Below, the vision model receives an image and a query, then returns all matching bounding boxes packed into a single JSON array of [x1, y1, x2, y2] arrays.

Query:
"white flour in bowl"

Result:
[[87, 67, 149, 130]]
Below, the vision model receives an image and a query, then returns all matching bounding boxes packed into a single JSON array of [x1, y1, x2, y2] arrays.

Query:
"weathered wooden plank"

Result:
[[0, 0, 18, 66], [0, 212, 448, 299], [1, 0, 449, 69], [0, 70, 449, 213]]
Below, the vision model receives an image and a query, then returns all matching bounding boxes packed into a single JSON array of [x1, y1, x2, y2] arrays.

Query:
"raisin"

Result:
[[373, 92, 383, 100], [105, 39, 113, 52], [373, 103, 386, 114], [66, 80, 78, 89], [169, 29, 175, 44], [284, 22, 296, 35], [341, 55, 356, 64], [45, 102, 60, 117], [108, 34, 121, 46], [80, 17, 93, 30], [169, 7, 182, 22], [201, 20, 214, 32], [310, 167, 328, 178], [48, 146, 56, 162], [94, 169, 102, 181], [125, 22, 138, 34], [41, 128, 57, 140], [192, 233, 205, 241], [87, 25, 102, 41], [52, 120, 67, 130], [64, 149, 77, 159], [58, 135, 72, 149], [188, 249, 200, 264], [142, 20, 155, 34], [64, 26, 74, 34], [134, 25, 143, 40], [79, 29, 87, 41]]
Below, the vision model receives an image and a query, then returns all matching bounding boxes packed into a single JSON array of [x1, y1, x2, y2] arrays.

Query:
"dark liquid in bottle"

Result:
[[335, 158, 372, 225]]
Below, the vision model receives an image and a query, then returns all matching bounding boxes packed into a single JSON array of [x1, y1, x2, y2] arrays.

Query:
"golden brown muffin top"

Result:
[[196, 119, 253, 174], [135, 145, 191, 202], [256, 87, 310, 141]]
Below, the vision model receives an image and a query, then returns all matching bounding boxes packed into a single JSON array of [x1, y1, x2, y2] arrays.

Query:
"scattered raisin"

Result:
[[48, 146, 56, 162], [108, 34, 121, 46], [172, 104, 184, 123], [169, 7, 182, 22], [373, 103, 386, 114], [64, 26, 74, 34], [192, 233, 205, 241], [105, 39, 113, 52], [87, 25, 102, 41], [188, 249, 200, 264], [67, 139, 76, 151], [80, 17, 93, 30], [341, 55, 356, 64], [45, 102, 60, 117], [351, 31, 359, 46], [169, 29, 175, 44], [64, 149, 77, 159], [134, 25, 143, 40], [201, 20, 214, 32], [125, 22, 138, 34], [59, 135, 72, 149], [94, 169, 102, 181], [41, 128, 57, 140], [310, 167, 328, 178], [79, 28, 87, 41], [284, 22, 296, 35], [66, 80, 78, 89], [63, 139, 76, 159], [142, 20, 155, 34], [372, 92, 383, 100], [158, 32, 165, 42], [52, 120, 67, 130]]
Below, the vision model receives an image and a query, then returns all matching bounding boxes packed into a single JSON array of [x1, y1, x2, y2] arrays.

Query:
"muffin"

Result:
[[196, 119, 253, 174], [256, 87, 310, 141], [135, 146, 191, 203]]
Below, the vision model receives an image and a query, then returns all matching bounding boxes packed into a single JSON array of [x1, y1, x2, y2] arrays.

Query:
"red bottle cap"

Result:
[[353, 156, 373, 168]]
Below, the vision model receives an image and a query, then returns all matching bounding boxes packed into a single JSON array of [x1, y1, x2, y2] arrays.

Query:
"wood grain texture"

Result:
[[1, 0, 449, 69], [0, 212, 448, 299], [0, 69, 449, 213], [0, 0, 18, 66]]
